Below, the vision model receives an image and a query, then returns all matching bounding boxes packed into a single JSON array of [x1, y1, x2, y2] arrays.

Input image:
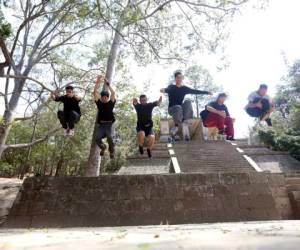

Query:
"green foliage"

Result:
[[0, 14, 12, 38]]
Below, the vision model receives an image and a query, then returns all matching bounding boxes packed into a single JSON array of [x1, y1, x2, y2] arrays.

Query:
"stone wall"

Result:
[[3, 173, 291, 228]]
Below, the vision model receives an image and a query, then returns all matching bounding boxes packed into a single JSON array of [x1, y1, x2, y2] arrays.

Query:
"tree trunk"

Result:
[[0, 77, 25, 159], [195, 96, 199, 118], [85, 21, 123, 177]]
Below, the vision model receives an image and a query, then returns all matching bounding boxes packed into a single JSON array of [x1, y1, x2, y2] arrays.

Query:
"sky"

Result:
[[130, 0, 300, 138], [2, 0, 300, 138]]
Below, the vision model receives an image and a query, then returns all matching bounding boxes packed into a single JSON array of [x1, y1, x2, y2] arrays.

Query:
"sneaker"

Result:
[[139, 145, 144, 155], [69, 129, 75, 137], [147, 148, 152, 158], [226, 136, 235, 141], [265, 118, 272, 127], [99, 144, 106, 156], [170, 126, 179, 136], [64, 129, 69, 136]]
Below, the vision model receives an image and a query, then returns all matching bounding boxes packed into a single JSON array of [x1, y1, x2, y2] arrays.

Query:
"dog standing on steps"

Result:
[[207, 127, 218, 140]]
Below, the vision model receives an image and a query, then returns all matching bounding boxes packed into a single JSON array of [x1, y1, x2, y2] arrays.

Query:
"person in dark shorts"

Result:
[[93, 75, 116, 159], [133, 94, 162, 158], [200, 93, 235, 140], [245, 84, 274, 126], [160, 71, 212, 137], [51, 86, 81, 136]]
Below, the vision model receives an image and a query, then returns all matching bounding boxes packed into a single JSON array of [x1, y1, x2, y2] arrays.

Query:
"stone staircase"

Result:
[[173, 141, 255, 173], [2, 119, 300, 228], [235, 140, 300, 173], [285, 174, 300, 219], [0, 178, 23, 226], [118, 142, 171, 175]]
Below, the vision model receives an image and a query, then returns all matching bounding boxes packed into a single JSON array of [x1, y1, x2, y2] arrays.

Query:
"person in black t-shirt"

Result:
[[133, 94, 162, 158], [93, 75, 116, 159], [51, 86, 81, 136], [200, 93, 235, 140], [160, 71, 212, 136]]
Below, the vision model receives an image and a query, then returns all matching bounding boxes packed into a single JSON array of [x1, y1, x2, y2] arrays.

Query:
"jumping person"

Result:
[[51, 86, 81, 136], [133, 95, 162, 158], [93, 75, 116, 159], [200, 93, 235, 140], [245, 84, 274, 126], [160, 71, 212, 137]]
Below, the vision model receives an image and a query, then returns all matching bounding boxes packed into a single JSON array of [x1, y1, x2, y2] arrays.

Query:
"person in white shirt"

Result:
[[245, 84, 274, 126]]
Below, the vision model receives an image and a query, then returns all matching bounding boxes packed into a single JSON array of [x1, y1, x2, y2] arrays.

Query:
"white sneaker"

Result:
[[182, 123, 190, 141], [64, 129, 69, 136], [69, 129, 75, 137], [170, 126, 178, 136]]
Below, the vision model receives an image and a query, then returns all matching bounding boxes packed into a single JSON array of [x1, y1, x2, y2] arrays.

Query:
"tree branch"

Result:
[[5, 127, 60, 150], [1, 74, 52, 92]]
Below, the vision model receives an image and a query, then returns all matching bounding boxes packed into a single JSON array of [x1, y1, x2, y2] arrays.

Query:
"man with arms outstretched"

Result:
[[93, 75, 116, 159], [51, 86, 81, 136], [245, 84, 274, 126], [133, 94, 162, 158], [160, 71, 212, 139]]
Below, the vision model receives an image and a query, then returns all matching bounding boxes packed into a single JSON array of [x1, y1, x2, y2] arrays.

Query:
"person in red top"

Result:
[[200, 93, 235, 140]]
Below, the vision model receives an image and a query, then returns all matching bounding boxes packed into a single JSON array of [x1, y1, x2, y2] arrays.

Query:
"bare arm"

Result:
[[93, 75, 103, 102], [107, 81, 116, 102], [207, 105, 226, 118], [50, 90, 59, 101], [246, 102, 262, 109], [156, 95, 162, 106], [133, 98, 138, 106]]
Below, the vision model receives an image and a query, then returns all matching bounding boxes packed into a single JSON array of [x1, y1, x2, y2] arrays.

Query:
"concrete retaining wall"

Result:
[[3, 173, 291, 228]]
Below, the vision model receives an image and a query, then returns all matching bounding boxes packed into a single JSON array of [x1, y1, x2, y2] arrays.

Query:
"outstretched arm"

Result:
[[93, 75, 103, 102], [185, 86, 212, 95], [105, 78, 116, 102], [156, 95, 162, 106]]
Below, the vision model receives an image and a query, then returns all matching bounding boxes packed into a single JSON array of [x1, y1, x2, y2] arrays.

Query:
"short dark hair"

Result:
[[139, 94, 147, 99], [100, 90, 109, 97], [174, 71, 182, 79], [65, 86, 74, 91], [217, 93, 228, 99], [259, 84, 268, 89]]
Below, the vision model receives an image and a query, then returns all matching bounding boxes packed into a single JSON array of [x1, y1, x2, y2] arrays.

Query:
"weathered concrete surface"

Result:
[[120, 143, 171, 175], [174, 141, 254, 173], [285, 175, 300, 219], [235, 141, 300, 173], [0, 178, 23, 226], [3, 173, 290, 228], [1, 221, 300, 250]]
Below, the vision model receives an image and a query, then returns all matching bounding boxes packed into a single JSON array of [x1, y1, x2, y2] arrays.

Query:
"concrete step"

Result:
[[0, 178, 23, 226], [172, 141, 254, 173]]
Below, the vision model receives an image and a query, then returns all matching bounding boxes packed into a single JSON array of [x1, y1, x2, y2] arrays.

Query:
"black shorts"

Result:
[[136, 123, 154, 137]]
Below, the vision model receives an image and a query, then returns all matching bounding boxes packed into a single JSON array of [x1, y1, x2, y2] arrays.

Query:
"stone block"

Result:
[[238, 195, 275, 209], [219, 173, 250, 185]]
